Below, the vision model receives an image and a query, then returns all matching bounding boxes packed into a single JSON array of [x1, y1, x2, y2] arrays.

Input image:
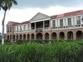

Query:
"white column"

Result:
[[49, 33, 51, 40], [43, 21, 45, 40], [43, 21, 45, 32], [35, 23, 36, 32], [65, 32, 67, 40], [73, 32, 76, 40], [22, 34, 23, 40], [49, 20, 51, 29], [26, 34, 27, 40], [34, 33, 36, 40], [30, 34, 31, 40], [18, 34, 20, 40], [57, 32, 59, 40], [34, 23, 36, 40]]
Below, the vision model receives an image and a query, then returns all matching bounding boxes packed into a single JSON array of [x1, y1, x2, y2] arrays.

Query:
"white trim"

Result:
[[30, 18, 51, 23]]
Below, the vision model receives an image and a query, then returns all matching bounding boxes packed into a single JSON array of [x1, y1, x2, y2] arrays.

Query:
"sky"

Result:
[[0, 0, 83, 33]]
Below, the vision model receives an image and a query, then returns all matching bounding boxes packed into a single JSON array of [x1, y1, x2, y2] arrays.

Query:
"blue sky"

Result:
[[0, 0, 83, 32], [17, 0, 83, 8]]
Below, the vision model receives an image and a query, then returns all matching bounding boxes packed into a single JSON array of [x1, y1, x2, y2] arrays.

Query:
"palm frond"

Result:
[[0, 0, 17, 11], [12, 0, 17, 5]]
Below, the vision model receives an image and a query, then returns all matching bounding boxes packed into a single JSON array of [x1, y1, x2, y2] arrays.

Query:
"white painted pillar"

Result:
[[43, 21, 45, 31], [34, 33, 36, 40], [35, 23, 36, 29], [18, 34, 20, 40], [26, 34, 27, 40], [65, 32, 67, 40], [49, 33, 51, 40], [22, 34, 23, 40], [43, 21, 45, 40], [73, 32, 76, 40], [57, 32, 59, 40], [30, 34, 31, 40]]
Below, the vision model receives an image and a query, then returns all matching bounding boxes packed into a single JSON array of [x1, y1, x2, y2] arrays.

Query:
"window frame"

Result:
[[68, 18, 72, 27], [52, 20, 55, 28], [60, 19, 63, 27], [77, 16, 81, 25]]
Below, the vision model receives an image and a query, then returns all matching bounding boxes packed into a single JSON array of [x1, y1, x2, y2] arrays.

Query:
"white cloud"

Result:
[[0, 5, 83, 33]]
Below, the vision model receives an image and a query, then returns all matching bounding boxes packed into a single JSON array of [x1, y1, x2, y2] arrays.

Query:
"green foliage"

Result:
[[0, 40, 83, 62]]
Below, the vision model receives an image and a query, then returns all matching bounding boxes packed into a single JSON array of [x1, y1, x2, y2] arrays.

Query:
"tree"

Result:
[[0, 0, 17, 45]]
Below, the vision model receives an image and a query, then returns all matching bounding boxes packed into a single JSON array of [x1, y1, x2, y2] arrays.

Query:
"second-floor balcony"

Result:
[[52, 24, 83, 31], [31, 27, 51, 32], [31, 20, 50, 32], [36, 28, 43, 32]]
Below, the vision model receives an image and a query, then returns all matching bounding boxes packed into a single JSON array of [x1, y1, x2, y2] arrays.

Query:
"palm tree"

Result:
[[0, 0, 17, 45], [0, 0, 3, 9]]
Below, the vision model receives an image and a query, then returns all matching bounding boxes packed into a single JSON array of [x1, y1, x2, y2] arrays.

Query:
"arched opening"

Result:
[[31, 34, 34, 40], [67, 31, 73, 40], [76, 31, 83, 40], [10, 35, 12, 40], [45, 33, 49, 40], [27, 34, 30, 40], [16, 35, 18, 40], [59, 32, 65, 40], [51, 32, 57, 40], [23, 34, 26, 40], [13, 35, 15, 41], [36, 33, 42, 40], [20, 34, 22, 40], [7, 35, 9, 40]]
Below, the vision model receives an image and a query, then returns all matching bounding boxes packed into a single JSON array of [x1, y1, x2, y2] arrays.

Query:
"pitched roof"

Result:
[[30, 12, 50, 21], [21, 21, 30, 24], [51, 10, 83, 19], [7, 21, 20, 26], [7, 21, 30, 26]]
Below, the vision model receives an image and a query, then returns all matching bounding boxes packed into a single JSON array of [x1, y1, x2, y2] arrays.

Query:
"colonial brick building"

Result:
[[6, 10, 83, 41]]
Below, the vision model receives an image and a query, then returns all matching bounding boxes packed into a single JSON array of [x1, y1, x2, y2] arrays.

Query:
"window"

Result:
[[10, 27, 12, 32], [82, 16, 83, 22], [31, 23, 35, 29], [77, 16, 81, 25], [52, 20, 55, 28], [60, 19, 63, 27], [7, 26, 9, 32], [20, 26, 22, 31], [68, 18, 72, 26], [27, 24, 29, 30], [17, 26, 18, 32], [45, 20, 49, 28], [24, 25, 26, 30]]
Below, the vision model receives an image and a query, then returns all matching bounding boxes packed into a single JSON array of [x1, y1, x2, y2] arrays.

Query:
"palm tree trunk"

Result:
[[2, 10, 7, 45]]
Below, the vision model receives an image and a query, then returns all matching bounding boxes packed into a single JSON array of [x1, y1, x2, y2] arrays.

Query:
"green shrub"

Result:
[[0, 41, 83, 62]]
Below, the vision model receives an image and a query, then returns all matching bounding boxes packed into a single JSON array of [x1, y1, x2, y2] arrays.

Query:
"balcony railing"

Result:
[[36, 28, 43, 32], [51, 24, 83, 31]]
